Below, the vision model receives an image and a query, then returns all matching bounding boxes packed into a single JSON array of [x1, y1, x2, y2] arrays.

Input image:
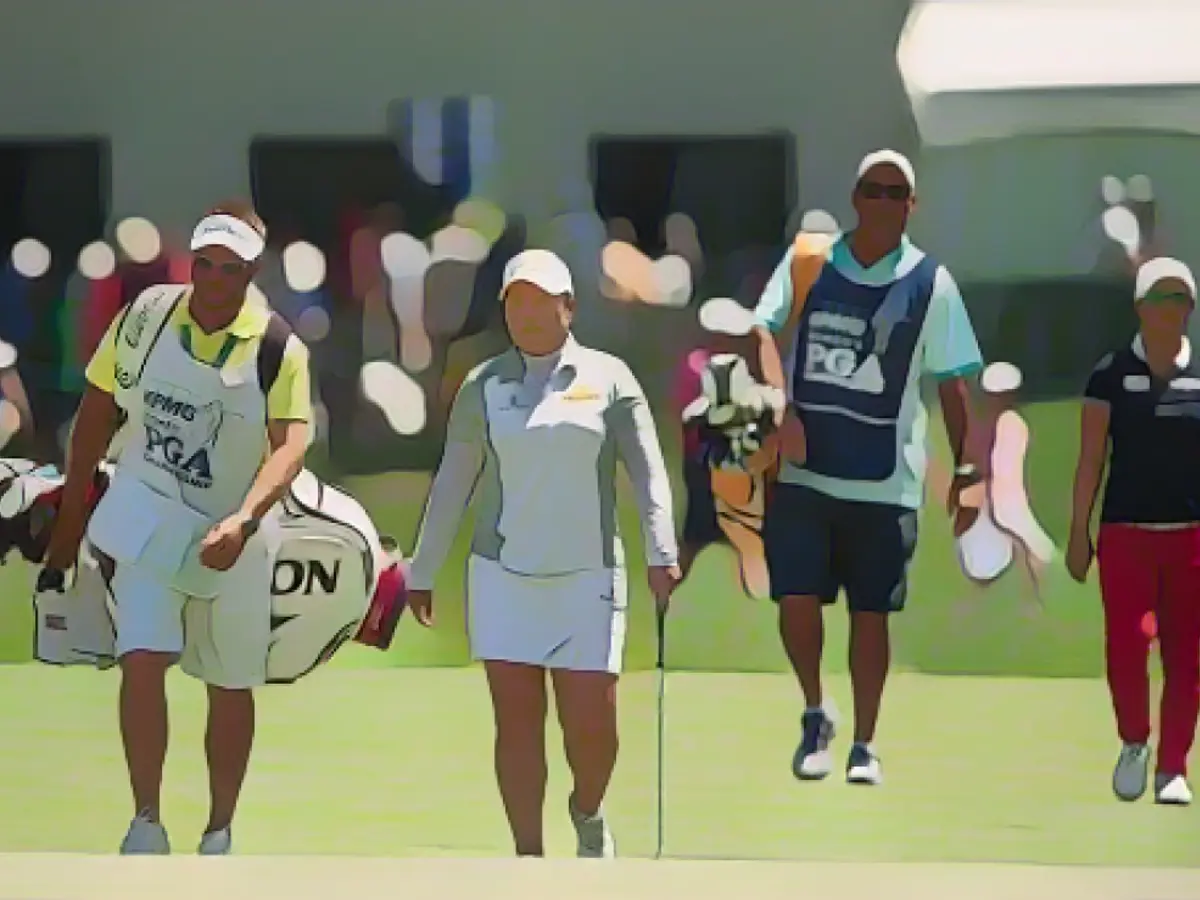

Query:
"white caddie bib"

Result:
[[89, 287, 272, 597]]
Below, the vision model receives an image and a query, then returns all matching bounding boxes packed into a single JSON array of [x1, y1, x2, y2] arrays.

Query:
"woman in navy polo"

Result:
[[1067, 257, 1200, 807]]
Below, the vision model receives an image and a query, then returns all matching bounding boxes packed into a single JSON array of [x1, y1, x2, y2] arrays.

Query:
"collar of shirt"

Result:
[[174, 284, 271, 340], [829, 231, 926, 286], [514, 334, 581, 381], [1132, 334, 1192, 369]]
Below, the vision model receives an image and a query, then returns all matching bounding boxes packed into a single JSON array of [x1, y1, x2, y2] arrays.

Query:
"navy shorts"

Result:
[[763, 482, 918, 613]]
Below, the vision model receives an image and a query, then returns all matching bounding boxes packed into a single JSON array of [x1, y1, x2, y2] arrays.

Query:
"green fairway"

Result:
[[4, 395, 1185, 866], [0, 666, 1191, 864]]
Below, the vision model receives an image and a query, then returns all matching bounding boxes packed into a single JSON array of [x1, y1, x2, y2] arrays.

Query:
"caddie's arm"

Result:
[[44, 319, 125, 570], [407, 369, 487, 591], [238, 339, 312, 523], [925, 268, 986, 478], [741, 248, 797, 473], [749, 247, 795, 405]]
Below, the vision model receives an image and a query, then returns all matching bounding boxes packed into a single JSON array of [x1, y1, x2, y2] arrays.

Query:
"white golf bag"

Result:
[[5, 458, 408, 685]]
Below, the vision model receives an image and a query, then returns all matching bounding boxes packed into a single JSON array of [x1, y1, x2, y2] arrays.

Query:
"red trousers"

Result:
[[1097, 524, 1200, 776]]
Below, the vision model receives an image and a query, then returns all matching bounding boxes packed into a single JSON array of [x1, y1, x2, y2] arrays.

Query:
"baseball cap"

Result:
[[1134, 257, 1196, 301], [981, 361, 1023, 395], [856, 149, 917, 192], [500, 249, 574, 299], [190, 214, 266, 263]]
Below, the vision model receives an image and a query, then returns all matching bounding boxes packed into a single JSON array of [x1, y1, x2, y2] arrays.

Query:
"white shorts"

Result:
[[466, 555, 627, 674], [110, 542, 272, 690]]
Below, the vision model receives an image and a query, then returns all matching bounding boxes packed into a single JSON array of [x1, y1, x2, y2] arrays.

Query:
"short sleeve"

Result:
[[84, 314, 121, 394], [752, 246, 796, 334], [921, 266, 984, 379], [446, 367, 487, 445], [266, 335, 313, 422], [1084, 352, 1117, 403]]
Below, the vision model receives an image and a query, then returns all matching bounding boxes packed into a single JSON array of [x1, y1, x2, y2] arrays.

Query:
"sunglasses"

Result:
[[1140, 290, 1193, 306], [194, 255, 249, 276], [857, 180, 911, 202]]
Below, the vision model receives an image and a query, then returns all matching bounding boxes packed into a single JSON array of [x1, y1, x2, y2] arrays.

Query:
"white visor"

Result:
[[190, 214, 265, 263], [1134, 257, 1196, 301], [500, 249, 574, 299], [856, 149, 916, 192]]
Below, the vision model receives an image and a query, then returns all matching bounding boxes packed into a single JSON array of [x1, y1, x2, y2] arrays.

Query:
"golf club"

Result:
[[654, 602, 667, 860]]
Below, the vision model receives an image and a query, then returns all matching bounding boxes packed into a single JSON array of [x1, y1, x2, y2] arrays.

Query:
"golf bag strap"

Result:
[[256, 312, 292, 401], [778, 232, 834, 357], [113, 286, 188, 395]]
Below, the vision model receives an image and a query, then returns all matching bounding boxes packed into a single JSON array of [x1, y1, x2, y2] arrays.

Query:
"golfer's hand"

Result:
[[647, 564, 682, 612], [199, 514, 249, 571], [1065, 528, 1094, 584], [407, 588, 434, 627]]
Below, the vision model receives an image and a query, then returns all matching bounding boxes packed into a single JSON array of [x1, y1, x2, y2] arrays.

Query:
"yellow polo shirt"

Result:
[[86, 288, 312, 422]]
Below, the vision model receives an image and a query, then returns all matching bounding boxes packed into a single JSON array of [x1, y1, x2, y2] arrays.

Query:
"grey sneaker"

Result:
[[792, 708, 836, 780], [1112, 743, 1151, 802], [846, 742, 883, 786], [198, 826, 232, 855], [568, 796, 615, 858], [120, 810, 170, 855]]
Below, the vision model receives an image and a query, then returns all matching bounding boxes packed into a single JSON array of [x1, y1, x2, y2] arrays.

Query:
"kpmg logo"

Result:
[[144, 390, 197, 421]]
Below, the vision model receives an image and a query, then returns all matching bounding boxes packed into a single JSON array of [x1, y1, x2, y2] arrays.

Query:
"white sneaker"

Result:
[[569, 797, 615, 859], [120, 811, 170, 855], [198, 827, 232, 855], [1112, 743, 1151, 802], [846, 743, 883, 786], [793, 707, 837, 780], [1154, 773, 1193, 806]]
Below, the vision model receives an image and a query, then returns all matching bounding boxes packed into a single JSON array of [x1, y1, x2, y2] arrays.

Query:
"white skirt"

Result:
[[466, 555, 628, 674]]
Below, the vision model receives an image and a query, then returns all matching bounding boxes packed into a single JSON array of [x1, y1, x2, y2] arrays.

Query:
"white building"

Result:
[[3, 0, 1200, 281], [0, 0, 915, 233]]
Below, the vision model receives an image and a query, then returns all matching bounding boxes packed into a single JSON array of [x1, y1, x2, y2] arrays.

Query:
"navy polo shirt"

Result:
[[1085, 336, 1200, 524]]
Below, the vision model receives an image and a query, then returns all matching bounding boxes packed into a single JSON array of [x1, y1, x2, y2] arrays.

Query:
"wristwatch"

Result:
[[239, 515, 261, 539], [954, 463, 981, 481]]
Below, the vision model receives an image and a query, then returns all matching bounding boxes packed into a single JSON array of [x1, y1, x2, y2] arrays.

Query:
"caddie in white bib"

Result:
[[38, 202, 320, 856]]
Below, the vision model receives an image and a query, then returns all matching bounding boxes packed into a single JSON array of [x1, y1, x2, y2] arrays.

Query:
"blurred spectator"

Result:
[[0, 339, 35, 452]]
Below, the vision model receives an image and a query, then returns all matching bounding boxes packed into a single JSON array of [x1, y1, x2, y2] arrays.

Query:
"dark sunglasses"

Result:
[[194, 255, 249, 276], [857, 180, 911, 201], [1140, 289, 1193, 306]]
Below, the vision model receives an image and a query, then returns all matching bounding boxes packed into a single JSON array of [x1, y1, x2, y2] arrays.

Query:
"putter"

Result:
[[654, 602, 667, 860]]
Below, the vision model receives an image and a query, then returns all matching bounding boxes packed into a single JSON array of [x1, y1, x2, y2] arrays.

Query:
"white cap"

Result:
[[981, 361, 1022, 394], [190, 214, 266, 263], [856, 149, 916, 192], [1134, 257, 1196, 301], [500, 249, 574, 299]]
